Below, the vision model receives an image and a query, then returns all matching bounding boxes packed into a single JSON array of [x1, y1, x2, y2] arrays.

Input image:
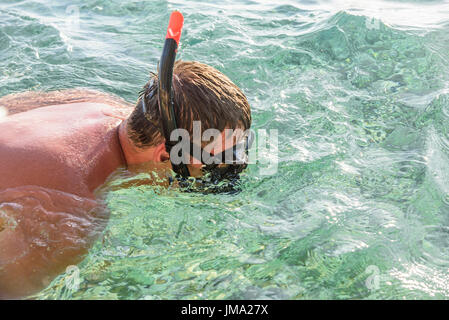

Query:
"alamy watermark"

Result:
[[365, 265, 381, 291], [0, 106, 8, 122], [364, 6, 385, 30], [64, 265, 81, 292], [167, 121, 278, 176], [365, 17, 381, 30], [65, 5, 80, 31]]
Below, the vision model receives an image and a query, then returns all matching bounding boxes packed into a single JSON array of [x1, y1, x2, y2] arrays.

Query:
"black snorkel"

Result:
[[143, 11, 254, 193], [157, 11, 191, 178]]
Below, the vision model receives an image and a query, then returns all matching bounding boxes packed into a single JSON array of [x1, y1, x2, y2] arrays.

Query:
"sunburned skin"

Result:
[[0, 89, 242, 299], [0, 90, 133, 299], [0, 186, 108, 299], [0, 103, 132, 195]]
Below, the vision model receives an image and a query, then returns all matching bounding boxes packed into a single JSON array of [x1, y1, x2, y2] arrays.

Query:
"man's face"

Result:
[[175, 127, 247, 178], [124, 126, 249, 189]]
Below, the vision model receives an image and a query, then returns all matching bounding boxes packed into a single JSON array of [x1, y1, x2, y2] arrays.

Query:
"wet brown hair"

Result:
[[127, 60, 251, 148]]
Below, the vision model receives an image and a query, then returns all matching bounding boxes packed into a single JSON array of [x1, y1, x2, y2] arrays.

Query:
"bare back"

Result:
[[0, 90, 133, 298], [0, 88, 134, 116]]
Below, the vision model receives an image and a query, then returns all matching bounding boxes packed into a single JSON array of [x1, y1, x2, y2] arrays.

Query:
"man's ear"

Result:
[[154, 143, 170, 162]]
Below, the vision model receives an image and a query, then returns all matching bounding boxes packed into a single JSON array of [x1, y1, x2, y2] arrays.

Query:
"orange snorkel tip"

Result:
[[165, 11, 184, 46]]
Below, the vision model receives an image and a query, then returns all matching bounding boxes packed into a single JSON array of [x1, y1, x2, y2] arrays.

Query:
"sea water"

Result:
[[1, 0, 449, 299]]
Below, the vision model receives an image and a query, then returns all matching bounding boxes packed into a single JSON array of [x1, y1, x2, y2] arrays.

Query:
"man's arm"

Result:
[[0, 89, 134, 116], [0, 185, 108, 299]]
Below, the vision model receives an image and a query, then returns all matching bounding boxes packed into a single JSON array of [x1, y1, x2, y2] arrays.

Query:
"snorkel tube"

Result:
[[157, 11, 190, 178], [155, 11, 251, 192]]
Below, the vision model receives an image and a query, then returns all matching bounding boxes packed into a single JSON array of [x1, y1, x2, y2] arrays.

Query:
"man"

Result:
[[0, 60, 252, 298]]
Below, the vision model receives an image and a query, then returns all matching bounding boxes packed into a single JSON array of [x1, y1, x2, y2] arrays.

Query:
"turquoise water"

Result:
[[2, 0, 449, 299]]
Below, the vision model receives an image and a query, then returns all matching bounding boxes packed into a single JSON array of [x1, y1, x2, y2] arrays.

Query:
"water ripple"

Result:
[[1, 0, 449, 300]]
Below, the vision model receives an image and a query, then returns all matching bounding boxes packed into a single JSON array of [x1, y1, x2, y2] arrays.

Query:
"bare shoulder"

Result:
[[0, 88, 135, 116]]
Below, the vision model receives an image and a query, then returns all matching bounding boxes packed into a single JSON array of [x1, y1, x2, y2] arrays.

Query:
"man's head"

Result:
[[120, 60, 252, 186]]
